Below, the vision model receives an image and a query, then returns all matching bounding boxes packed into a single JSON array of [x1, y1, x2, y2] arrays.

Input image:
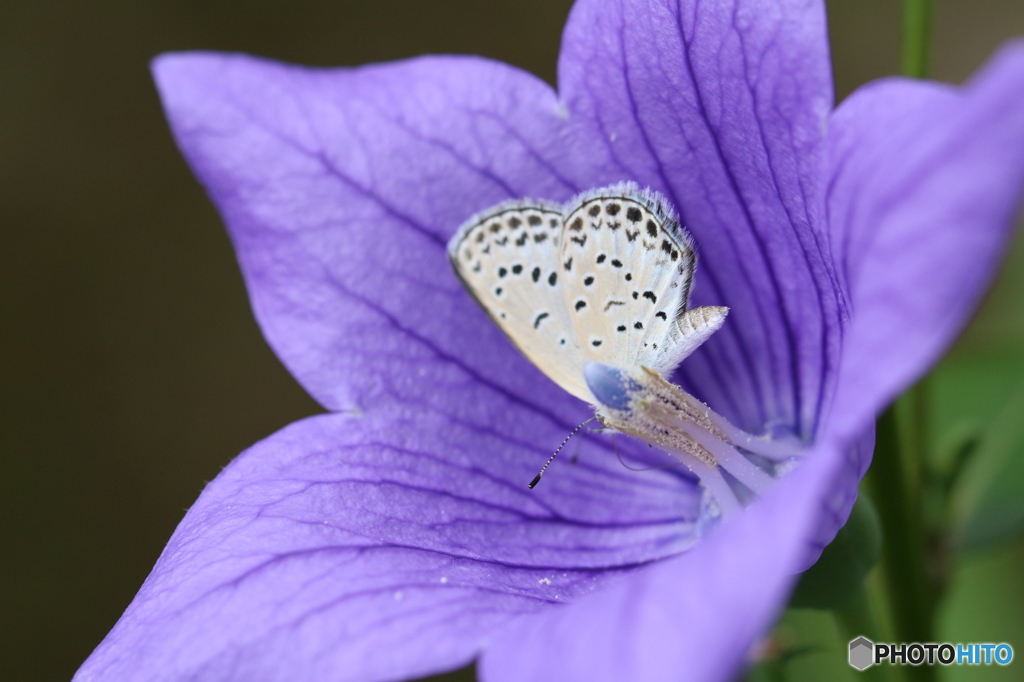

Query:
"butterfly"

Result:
[[448, 182, 785, 514]]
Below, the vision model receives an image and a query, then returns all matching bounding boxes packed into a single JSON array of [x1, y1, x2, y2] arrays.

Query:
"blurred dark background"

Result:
[[1, 1, 1022, 680]]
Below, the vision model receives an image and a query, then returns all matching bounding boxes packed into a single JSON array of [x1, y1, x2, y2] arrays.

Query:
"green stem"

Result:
[[834, 589, 894, 682], [868, 406, 936, 682], [902, 0, 932, 79], [834, 589, 881, 642], [863, 7, 940, 682], [901, 379, 931, 532]]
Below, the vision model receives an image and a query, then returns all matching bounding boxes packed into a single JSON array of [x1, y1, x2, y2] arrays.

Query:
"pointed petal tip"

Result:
[[150, 50, 215, 83]]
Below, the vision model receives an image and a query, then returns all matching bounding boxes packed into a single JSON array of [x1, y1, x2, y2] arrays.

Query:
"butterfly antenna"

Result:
[[528, 417, 597, 489]]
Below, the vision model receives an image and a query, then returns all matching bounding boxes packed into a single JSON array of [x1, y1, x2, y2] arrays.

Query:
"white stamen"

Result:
[[658, 412, 774, 494], [587, 362, 802, 515], [663, 447, 743, 517], [703, 415, 804, 462]]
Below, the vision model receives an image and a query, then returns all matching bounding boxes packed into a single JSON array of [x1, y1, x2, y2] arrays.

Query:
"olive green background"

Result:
[[1, 1, 1022, 680]]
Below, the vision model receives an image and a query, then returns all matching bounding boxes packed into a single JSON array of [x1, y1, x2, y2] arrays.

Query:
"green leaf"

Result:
[[950, 382, 1024, 552]]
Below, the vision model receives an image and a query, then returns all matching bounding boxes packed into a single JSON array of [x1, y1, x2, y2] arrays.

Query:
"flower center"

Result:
[[584, 362, 803, 517]]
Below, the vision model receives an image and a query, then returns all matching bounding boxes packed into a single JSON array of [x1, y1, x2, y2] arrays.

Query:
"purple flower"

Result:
[[76, 1, 1024, 680]]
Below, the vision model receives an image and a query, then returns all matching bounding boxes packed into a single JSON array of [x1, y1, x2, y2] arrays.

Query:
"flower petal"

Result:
[[825, 40, 1024, 434], [796, 42, 1024, 574], [786, 41, 1024, 579], [153, 52, 592, 427], [559, 0, 843, 436], [75, 409, 702, 682], [481, 429, 854, 682]]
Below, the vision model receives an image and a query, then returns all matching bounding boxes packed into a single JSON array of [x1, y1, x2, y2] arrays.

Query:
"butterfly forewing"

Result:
[[448, 201, 591, 402], [560, 186, 696, 376]]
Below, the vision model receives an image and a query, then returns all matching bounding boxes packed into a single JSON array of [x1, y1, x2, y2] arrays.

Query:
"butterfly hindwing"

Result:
[[448, 200, 591, 401], [560, 183, 696, 377]]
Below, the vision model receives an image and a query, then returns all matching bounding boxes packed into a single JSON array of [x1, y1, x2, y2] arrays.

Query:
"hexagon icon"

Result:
[[849, 637, 874, 670]]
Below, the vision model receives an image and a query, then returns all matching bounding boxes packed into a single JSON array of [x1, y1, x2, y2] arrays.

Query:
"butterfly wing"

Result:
[[560, 183, 718, 378], [448, 200, 591, 402]]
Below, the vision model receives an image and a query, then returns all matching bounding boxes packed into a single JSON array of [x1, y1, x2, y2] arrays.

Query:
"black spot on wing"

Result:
[[627, 207, 642, 222]]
